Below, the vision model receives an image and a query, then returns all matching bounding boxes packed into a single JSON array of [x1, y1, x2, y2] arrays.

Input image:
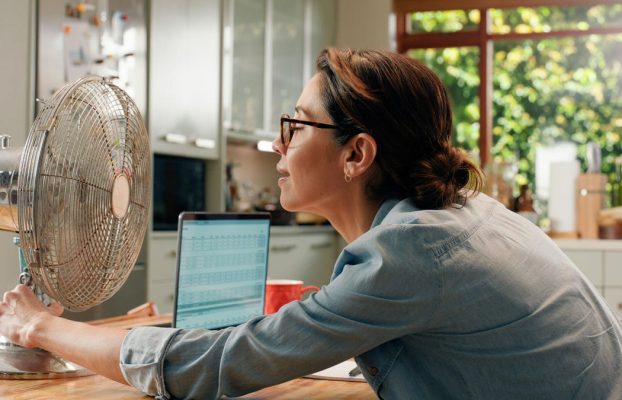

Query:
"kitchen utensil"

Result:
[[577, 173, 607, 239], [586, 141, 602, 173]]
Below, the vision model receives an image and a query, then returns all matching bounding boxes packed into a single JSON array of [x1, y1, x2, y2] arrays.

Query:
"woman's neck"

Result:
[[321, 190, 382, 244]]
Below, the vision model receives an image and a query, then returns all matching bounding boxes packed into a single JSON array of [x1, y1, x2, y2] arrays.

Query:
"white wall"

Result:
[[335, 0, 392, 50], [0, 0, 35, 293]]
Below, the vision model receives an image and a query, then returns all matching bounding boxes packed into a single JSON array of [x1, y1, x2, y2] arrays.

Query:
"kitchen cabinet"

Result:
[[268, 227, 339, 288], [224, 0, 266, 134], [149, 0, 221, 159], [555, 239, 622, 318], [147, 233, 178, 313], [563, 249, 604, 291], [0, 0, 35, 296], [604, 251, 622, 317], [269, 0, 305, 133], [222, 0, 336, 138]]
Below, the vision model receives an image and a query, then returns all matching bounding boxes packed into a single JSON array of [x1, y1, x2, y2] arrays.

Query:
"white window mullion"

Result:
[[262, 0, 274, 135], [222, 0, 234, 129], [303, 0, 313, 84]]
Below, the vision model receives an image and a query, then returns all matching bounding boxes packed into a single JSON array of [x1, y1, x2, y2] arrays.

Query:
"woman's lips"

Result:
[[276, 166, 289, 186]]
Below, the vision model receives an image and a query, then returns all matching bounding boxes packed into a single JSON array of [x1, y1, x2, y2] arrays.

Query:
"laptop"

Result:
[[172, 212, 271, 330]]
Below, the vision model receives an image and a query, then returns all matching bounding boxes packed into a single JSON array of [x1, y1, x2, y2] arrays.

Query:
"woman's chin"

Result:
[[279, 200, 296, 212], [279, 195, 301, 213]]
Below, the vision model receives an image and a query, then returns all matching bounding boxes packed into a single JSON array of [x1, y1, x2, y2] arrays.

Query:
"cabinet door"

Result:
[[604, 251, 622, 318], [564, 250, 604, 291], [269, 0, 305, 132], [604, 251, 622, 287], [227, 0, 266, 133], [308, 0, 336, 79], [147, 236, 178, 312], [604, 287, 622, 318], [268, 232, 337, 288], [223, 0, 336, 136], [149, 280, 176, 314], [0, 1, 33, 296], [148, 237, 178, 282], [150, 0, 221, 158]]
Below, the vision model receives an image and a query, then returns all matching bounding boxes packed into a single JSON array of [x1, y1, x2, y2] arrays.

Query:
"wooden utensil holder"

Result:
[[576, 173, 607, 239]]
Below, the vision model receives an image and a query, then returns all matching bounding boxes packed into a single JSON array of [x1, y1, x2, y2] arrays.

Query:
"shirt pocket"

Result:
[[355, 340, 404, 396]]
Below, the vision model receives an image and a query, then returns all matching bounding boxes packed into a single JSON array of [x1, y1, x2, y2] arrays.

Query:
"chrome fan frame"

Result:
[[0, 76, 151, 379]]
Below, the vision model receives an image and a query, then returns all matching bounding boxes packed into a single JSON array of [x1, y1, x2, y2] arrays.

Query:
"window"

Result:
[[407, 47, 480, 158], [395, 1, 622, 208]]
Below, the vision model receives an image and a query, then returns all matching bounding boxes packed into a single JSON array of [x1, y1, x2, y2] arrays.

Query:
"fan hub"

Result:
[[111, 174, 130, 219]]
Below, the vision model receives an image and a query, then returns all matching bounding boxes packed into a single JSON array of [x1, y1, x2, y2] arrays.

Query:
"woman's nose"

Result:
[[272, 136, 285, 155]]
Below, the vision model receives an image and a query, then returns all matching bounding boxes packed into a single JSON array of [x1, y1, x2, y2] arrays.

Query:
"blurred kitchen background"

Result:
[[1, 0, 622, 320]]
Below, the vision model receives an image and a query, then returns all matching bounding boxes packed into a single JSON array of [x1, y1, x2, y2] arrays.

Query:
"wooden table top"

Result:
[[0, 312, 376, 399], [0, 373, 376, 399]]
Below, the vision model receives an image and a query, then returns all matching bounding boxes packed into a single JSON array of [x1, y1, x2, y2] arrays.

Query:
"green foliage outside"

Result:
[[408, 5, 622, 203]]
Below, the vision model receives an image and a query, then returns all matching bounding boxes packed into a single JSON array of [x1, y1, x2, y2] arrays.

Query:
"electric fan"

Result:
[[0, 76, 151, 378]]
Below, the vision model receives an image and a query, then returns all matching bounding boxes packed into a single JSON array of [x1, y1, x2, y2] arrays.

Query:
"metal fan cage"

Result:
[[17, 77, 150, 311]]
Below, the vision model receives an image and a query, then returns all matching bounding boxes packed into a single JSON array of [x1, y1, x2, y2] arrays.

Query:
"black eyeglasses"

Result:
[[280, 114, 342, 148]]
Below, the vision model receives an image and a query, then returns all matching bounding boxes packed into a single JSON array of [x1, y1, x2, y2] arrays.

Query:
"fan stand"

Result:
[[0, 237, 93, 379]]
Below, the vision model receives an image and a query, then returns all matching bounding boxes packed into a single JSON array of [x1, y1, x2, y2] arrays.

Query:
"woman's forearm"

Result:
[[28, 313, 130, 385]]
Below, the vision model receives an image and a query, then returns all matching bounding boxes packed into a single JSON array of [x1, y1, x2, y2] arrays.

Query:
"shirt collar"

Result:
[[370, 198, 402, 229]]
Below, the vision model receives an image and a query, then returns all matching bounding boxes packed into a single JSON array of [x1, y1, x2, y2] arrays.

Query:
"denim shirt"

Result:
[[120, 194, 622, 399]]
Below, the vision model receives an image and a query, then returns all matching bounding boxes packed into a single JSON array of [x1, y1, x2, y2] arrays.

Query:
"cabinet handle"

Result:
[[271, 244, 296, 252], [163, 133, 187, 144], [168, 250, 177, 257], [310, 242, 333, 250], [168, 294, 175, 302], [618, 303, 622, 310]]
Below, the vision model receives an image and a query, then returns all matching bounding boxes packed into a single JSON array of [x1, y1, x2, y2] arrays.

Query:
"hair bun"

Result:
[[409, 147, 481, 209]]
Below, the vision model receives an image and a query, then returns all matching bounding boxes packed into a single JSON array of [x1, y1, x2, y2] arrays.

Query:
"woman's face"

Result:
[[272, 74, 346, 215]]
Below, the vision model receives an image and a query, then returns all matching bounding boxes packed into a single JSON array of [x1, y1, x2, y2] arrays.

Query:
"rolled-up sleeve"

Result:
[[120, 327, 181, 398]]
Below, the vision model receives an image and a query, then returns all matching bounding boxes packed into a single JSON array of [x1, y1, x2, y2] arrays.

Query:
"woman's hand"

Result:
[[0, 285, 129, 385], [0, 284, 63, 348]]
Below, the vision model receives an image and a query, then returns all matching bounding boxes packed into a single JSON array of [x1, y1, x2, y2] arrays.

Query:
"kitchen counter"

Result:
[[554, 239, 622, 251], [151, 224, 337, 239], [271, 224, 336, 235]]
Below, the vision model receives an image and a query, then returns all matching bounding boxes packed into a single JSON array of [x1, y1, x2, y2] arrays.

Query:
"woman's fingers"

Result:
[[47, 302, 64, 317]]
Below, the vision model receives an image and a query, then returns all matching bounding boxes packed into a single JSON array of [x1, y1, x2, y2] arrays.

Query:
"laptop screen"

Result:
[[173, 212, 271, 330]]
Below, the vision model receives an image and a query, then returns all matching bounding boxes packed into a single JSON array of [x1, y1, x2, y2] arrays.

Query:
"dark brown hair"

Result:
[[316, 48, 484, 210]]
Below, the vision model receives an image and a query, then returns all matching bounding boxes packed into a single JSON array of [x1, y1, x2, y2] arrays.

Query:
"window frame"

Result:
[[394, 0, 622, 167]]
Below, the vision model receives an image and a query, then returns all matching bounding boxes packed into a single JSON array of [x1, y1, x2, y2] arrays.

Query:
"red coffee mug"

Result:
[[264, 279, 320, 314]]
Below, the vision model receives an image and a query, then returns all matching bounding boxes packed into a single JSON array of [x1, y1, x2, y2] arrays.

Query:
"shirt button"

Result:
[[367, 366, 379, 376]]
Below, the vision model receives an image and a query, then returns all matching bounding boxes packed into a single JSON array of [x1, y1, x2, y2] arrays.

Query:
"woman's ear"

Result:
[[343, 133, 377, 179]]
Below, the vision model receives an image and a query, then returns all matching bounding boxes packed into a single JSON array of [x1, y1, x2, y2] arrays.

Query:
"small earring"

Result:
[[344, 171, 352, 183]]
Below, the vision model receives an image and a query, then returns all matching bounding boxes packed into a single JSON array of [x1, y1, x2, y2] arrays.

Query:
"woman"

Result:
[[1, 48, 621, 399]]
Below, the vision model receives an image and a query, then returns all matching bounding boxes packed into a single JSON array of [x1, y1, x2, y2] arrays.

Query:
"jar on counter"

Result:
[[598, 207, 622, 239], [514, 184, 539, 225]]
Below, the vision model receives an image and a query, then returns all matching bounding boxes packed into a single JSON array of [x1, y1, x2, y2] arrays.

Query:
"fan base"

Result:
[[0, 339, 93, 379]]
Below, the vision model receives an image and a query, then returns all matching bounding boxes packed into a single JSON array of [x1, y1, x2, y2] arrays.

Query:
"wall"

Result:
[[0, 0, 35, 294], [335, 0, 392, 50], [226, 144, 280, 211]]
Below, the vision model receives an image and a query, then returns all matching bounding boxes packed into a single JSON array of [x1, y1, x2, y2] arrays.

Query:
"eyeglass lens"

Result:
[[281, 118, 294, 147]]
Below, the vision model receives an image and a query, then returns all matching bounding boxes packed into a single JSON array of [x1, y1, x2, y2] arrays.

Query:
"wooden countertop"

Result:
[[0, 312, 376, 399], [0, 374, 376, 399]]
